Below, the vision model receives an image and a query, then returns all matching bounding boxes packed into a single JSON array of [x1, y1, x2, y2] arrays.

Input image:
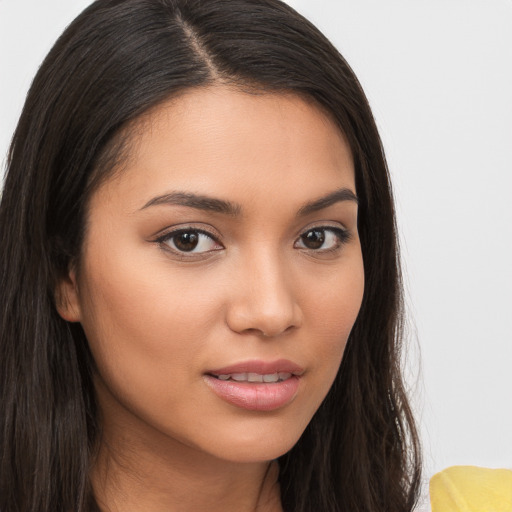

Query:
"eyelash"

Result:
[[295, 226, 351, 253], [155, 225, 351, 258], [155, 228, 222, 257]]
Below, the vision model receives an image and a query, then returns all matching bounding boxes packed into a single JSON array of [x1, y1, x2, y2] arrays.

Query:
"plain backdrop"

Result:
[[1, 0, 511, 503]]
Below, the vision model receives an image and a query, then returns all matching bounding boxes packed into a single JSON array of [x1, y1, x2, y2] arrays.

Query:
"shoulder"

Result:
[[430, 465, 512, 512]]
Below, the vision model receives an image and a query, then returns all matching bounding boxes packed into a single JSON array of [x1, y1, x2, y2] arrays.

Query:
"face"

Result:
[[58, 86, 364, 464]]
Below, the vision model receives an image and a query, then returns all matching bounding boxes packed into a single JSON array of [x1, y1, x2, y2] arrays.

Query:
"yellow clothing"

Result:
[[430, 466, 512, 512]]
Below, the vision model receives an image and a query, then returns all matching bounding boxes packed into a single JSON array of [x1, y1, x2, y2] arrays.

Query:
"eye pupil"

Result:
[[302, 229, 325, 249], [174, 231, 199, 251]]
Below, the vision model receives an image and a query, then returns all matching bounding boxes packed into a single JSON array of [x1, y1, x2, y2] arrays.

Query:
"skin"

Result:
[[57, 86, 364, 512]]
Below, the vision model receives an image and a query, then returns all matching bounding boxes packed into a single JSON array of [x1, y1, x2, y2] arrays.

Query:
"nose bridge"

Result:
[[226, 244, 301, 337]]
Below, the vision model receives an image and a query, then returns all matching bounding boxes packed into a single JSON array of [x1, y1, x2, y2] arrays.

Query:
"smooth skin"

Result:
[[57, 86, 365, 512]]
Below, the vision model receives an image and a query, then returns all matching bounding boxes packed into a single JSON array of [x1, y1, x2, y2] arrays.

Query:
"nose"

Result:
[[225, 250, 302, 338]]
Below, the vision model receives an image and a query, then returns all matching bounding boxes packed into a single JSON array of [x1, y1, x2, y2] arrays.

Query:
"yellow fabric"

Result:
[[430, 466, 512, 512]]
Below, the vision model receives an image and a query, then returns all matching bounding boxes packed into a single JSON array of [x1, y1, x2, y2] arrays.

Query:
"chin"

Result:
[[189, 415, 310, 464]]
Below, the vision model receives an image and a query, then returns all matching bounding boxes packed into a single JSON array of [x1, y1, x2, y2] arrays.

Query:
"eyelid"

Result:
[[295, 222, 350, 239], [294, 224, 352, 252], [152, 223, 222, 243], [153, 224, 224, 257], [150, 222, 351, 258]]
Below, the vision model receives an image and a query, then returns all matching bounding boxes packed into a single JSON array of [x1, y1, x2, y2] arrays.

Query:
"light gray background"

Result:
[[1, 0, 511, 498]]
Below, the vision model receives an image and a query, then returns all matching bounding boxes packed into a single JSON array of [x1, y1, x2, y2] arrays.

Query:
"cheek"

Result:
[[300, 253, 365, 397], [307, 254, 364, 342], [76, 247, 232, 407], [76, 264, 218, 441]]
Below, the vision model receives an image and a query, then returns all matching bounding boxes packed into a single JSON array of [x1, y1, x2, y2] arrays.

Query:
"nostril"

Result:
[[243, 324, 297, 339]]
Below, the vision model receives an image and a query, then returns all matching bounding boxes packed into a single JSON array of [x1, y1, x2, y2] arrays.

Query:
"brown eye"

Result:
[[301, 229, 325, 249], [160, 229, 221, 254], [295, 227, 350, 252], [173, 231, 199, 252]]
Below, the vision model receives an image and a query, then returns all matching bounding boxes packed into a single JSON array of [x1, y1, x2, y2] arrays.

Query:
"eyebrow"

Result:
[[297, 188, 359, 216], [140, 187, 358, 216], [141, 192, 242, 216]]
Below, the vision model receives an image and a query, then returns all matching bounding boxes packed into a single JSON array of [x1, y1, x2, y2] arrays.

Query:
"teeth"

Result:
[[214, 372, 292, 382]]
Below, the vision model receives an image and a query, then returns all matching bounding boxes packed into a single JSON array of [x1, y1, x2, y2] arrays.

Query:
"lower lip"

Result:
[[203, 375, 300, 411]]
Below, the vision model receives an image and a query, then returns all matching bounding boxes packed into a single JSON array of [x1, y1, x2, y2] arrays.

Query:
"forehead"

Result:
[[92, 86, 355, 214]]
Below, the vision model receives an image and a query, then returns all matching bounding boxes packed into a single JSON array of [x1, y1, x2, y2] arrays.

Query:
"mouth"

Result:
[[209, 372, 293, 383], [206, 359, 304, 379], [204, 359, 303, 411]]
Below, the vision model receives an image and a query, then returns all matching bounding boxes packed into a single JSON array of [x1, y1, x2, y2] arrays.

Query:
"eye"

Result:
[[295, 227, 349, 251], [158, 229, 222, 254]]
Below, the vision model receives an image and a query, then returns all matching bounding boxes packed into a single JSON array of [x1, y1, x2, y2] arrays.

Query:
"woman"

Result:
[[0, 0, 421, 511]]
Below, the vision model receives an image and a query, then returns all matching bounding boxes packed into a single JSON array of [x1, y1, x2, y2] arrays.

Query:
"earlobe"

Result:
[[55, 268, 82, 323]]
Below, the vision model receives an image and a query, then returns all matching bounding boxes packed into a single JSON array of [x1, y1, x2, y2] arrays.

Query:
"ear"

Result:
[[55, 267, 82, 323]]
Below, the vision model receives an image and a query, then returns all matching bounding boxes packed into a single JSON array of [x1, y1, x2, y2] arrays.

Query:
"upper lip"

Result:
[[207, 359, 304, 376]]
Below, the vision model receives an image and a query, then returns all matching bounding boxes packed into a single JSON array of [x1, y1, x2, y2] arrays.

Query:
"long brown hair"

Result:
[[0, 1, 421, 510]]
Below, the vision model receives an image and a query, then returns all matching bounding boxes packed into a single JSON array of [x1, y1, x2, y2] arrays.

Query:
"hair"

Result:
[[0, 0, 421, 511]]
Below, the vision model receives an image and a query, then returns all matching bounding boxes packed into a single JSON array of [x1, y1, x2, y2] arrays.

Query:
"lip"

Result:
[[207, 359, 304, 377], [204, 359, 303, 412]]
